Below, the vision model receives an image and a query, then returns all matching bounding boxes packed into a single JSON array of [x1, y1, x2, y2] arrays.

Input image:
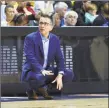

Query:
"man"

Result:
[[62, 10, 78, 27], [54, 2, 68, 27], [73, 0, 91, 26], [1, 5, 15, 26], [21, 14, 74, 100]]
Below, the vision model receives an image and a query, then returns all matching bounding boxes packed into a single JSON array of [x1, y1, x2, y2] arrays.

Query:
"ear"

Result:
[[50, 25, 53, 31]]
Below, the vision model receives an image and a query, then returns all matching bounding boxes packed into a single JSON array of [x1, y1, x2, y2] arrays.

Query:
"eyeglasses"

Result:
[[39, 22, 51, 26], [68, 15, 77, 19]]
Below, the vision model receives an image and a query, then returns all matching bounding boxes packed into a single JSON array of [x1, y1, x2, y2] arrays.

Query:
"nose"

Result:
[[71, 18, 74, 21], [40, 23, 45, 28], [11, 12, 14, 15]]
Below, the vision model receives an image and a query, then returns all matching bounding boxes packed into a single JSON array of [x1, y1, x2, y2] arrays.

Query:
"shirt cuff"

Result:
[[41, 69, 44, 73], [58, 71, 64, 75]]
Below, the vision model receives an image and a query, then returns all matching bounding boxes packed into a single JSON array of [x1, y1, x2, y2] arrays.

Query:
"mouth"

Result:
[[40, 28, 45, 31], [71, 21, 74, 23]]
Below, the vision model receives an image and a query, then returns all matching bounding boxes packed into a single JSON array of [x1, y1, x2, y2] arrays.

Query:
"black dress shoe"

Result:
[[38, 87, 53, 100], [26, 89, 38, 100]]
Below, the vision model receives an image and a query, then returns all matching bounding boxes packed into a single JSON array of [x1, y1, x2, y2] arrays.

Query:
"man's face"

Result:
[[56, 8, 67, 18], [83, 0, 91, 10], [6, 7, 15, 19], [65, 14, 78, 26], [39, 17, 53, 36]]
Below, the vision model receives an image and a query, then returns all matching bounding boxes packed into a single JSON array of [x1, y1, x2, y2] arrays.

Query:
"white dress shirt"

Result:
[[40, 33, 64, 75]]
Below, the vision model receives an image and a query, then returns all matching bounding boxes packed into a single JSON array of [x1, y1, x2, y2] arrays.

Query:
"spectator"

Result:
[[17, 1, 40, 26], [12, 13, 29, 26], [54, 1, 74, 10], [34, 1, 54, 16], [17, 1, 35, 16], [1, 5, 15, 26], [7, 1, 18, 14], [25, 1, 37, 26], [20, 1, 33, 16], [26, 2, 36, 16], [93, 2, 109, 26], [17, 3, 25, 13], [52, 13, 61, 27], [91, 1, 107, 14], [1, 0, 108, 27], [62, 10, 78, 27], [85, 3, 98, 25], [74, 0, 92, 26], [54, 2, 68, 27]]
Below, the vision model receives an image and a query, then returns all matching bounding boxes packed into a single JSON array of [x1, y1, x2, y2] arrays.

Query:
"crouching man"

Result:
[[21, 13, 74, 100]]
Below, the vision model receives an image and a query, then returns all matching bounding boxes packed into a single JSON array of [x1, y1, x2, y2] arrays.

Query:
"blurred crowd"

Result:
[[1, 0, 109, 27]]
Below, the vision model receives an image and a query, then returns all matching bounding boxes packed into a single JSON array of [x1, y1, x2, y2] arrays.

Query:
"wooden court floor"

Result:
[[1, 94, 108, 108]]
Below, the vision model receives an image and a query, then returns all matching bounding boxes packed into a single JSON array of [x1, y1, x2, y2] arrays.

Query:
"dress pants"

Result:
[[26, 68, 74, 91]]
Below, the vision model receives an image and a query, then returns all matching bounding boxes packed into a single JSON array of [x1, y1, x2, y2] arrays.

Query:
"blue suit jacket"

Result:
[[21, 30, 65, 81]]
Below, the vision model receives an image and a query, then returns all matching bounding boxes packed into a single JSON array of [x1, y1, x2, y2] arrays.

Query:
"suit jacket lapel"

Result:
[[37, 31, 44, 58], [47, 34, 53, 62], [36, 31, 53, 64]]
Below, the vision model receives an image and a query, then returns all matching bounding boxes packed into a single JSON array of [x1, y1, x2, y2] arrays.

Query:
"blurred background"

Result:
[[1, 0, 109, 27]]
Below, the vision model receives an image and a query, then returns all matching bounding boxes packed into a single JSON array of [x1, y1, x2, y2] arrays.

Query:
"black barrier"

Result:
[[1, 27, 108, 95]]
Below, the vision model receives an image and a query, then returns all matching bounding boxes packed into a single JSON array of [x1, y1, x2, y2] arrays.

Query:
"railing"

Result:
[[1, 27, 108, 95]]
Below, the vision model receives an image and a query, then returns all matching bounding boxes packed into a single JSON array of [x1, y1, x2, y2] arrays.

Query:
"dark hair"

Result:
[[17, 5, 24, 13], [5, 5, 14, 13], [40, 13, 53, 24], [12, 14, 28, 25], [26, 2, 32, 6]]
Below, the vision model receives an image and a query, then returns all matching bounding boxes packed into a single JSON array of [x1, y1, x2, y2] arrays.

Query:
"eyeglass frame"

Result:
[[39, 21, 52, 26]]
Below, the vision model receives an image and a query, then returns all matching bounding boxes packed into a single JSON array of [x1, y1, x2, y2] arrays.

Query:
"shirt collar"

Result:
[[40, 32, 50, 41]]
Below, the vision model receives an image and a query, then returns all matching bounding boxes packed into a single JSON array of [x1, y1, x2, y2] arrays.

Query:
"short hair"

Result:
[[54, 2, 68, 11], [86, 3, 98, 11], [12, 14, 28, 25], [5, 5, 14, 13], [64, 10, 78, 19], [40, 13, 53, 25]]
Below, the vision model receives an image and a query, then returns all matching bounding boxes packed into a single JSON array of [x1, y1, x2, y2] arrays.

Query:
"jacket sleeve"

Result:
[[55, 37, 65, 73], [24, 35, 43, 72]]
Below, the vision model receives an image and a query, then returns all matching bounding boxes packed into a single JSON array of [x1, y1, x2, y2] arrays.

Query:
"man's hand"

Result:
[[41, 70, 54, 76], [52, 74, 63, 90]]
